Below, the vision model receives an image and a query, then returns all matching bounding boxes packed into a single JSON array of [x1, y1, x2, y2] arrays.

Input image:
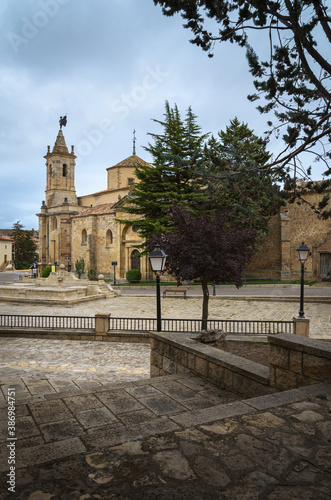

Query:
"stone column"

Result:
[[293, 317, 310, 337], [95, 313, 110, 334]]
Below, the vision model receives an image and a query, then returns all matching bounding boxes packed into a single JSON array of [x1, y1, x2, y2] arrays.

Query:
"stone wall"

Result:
[[71, 206, 150, 279], [245, 189, 331, 280], [150, 333, 273, 398], [246, 214, 281, 278], [269, 333, 331, 390], [151, 332, 331, 397]]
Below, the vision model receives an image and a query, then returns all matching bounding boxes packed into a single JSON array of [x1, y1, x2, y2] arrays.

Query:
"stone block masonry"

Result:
[[269, 333, 331, 390], [151, 332, 331, 396], [150, 333, 274, 398]]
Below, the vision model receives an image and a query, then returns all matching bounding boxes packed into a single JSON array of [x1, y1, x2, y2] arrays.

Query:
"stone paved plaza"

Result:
[[0, 295, 329, 390], [0, 295, 330, 498]]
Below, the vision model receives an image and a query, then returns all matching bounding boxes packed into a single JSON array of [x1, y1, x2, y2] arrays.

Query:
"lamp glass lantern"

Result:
[[297, 242, 310, 263], [149, 245, 167, 273]]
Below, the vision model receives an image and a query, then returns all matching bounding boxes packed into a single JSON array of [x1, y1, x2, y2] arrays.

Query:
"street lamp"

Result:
[[149, 245, 167, 332], [111, 261, 117, 286], [297, 241, 310, 318]]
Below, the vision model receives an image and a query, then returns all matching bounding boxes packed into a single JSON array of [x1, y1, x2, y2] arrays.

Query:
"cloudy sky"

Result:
[[0, 0, 326, 230]]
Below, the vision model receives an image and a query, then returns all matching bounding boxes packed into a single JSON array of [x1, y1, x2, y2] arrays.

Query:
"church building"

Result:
[[37, 126, 331, 281], [37, 126, 151, 280]]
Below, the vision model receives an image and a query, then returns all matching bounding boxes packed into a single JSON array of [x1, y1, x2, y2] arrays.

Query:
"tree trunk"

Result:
[[201, 278, 209, 331]]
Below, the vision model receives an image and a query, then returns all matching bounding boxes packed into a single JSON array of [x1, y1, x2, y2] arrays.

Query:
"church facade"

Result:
[[37, 127, 331, 281], [37, 127, 151, 280]]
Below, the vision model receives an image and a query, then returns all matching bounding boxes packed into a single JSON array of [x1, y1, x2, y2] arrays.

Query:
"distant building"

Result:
[[0, 234, 13, 271], [37, 127, 331, 281]]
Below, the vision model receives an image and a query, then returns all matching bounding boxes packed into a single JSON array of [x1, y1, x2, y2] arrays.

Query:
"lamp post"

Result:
[[297, 241, 310, 318], [149, 245, 167, 332], [111, 261, 117, 286]]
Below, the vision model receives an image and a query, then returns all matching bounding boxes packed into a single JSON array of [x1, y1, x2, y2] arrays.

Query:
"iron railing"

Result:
[[108, 317, 293, 335], [0, 314, 95, 330]]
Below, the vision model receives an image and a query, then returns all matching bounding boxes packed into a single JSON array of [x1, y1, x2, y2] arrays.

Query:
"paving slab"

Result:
[[0, 379, 329, 498], [75, 406, 119, 429], [29, 399, 73, 425]]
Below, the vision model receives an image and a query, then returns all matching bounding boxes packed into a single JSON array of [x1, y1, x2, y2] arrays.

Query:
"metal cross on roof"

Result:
[[133, 129, 136, 155]]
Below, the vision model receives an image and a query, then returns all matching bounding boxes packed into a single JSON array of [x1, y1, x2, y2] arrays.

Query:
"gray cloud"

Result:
[[0, 0, 325, 229]]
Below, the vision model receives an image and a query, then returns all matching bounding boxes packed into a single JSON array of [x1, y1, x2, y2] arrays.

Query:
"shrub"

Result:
[[75, 257, 85, 279], [126, 269, 141, 282], [15, 261, 30, 270], [41, 266, 52, 278], [87, 269, 98, 281]]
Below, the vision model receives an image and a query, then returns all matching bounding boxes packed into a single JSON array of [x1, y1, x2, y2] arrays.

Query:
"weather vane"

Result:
[[133, 129, 136, 155], [59, 115, 67, 129]]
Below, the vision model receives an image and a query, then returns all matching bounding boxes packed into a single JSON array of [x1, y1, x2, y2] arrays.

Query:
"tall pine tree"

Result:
[[11, 221, 37, 269], [119, 101, 208, 242], [198, 118, 283, 236]]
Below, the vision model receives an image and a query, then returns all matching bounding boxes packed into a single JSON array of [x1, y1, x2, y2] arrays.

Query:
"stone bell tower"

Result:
[[44, 127, 78, 208], [37, 118, 78, 270]]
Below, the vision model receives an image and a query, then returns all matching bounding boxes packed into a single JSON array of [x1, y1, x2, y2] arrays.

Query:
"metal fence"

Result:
[[108, 317, 294, 335], [0, 314, 95, 330]]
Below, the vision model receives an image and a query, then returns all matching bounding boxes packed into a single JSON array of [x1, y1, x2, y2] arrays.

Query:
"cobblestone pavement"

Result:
[[0, 338, 151, 389], [0, 374, 330, 499]]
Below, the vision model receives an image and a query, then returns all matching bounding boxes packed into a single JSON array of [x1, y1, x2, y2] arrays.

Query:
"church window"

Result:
[[106, 229, 113, 246], [131, 249, 140, 271], [63, 164, 67, 177], [128, 178, 134, 186], [82, 229, 87, 244]]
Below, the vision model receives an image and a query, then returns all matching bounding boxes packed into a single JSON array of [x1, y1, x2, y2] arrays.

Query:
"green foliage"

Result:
[[75, 257, 85, 279], [15, 261, 30, 270], [87, 269, 98, 281], [41, 266, 52, 278], [199, 118, 284, 236], [126, 269, 142, 282], [120, 106, 284, 253], [11, 221, 37, 269], [153, 1, 331, 191], [148, 207, 258, 329], [119, 101, 208, 244]]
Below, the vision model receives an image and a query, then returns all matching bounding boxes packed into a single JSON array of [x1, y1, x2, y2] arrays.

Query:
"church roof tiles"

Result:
[[107, 154, 151, 169], [75, 203, 116, 217], [0, 234, 13, 241]]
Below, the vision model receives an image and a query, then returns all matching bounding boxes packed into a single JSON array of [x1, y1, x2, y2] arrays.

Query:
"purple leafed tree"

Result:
[[148, 207, 258, 330]]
